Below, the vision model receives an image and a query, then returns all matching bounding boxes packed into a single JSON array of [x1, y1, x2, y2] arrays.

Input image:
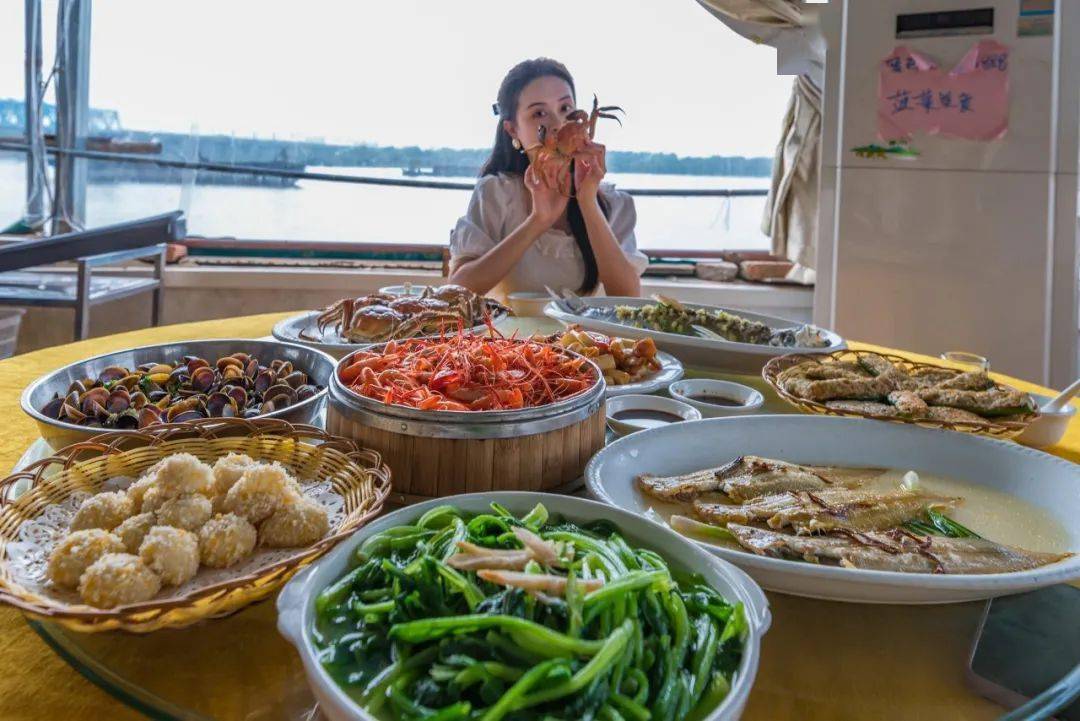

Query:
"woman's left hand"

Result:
[[574, 142, 606, 204]]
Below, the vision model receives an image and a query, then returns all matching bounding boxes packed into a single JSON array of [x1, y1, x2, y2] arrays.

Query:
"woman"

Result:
[[448, 58, 646, 298]]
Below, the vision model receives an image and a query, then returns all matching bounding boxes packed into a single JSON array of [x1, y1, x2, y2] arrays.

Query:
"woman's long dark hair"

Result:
[[480, 58, 608, 294]]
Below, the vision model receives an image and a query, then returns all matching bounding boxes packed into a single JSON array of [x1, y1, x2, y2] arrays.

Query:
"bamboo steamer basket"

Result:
[[327, 343, 606, 505]]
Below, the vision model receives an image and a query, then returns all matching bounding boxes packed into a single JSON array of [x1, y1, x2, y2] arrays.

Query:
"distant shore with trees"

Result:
[[0, 97, 773, 178]]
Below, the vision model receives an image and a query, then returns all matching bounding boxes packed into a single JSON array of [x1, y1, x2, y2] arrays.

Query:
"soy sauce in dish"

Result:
[[685, 394, 744, 407], [611, 409, 685, 428]]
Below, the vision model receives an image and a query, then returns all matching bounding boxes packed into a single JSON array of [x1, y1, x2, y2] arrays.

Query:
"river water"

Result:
[[0, 158, 770, 251]]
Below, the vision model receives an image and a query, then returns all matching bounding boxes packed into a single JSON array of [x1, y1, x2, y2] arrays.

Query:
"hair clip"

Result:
[[492, 102, 500, 117]]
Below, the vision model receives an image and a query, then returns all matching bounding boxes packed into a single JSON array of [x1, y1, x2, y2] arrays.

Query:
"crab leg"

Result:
[[587, 95, 624, 138]]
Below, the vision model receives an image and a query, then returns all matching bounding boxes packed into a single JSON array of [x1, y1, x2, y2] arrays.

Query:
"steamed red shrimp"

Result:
[[338, 333, 596, 411]]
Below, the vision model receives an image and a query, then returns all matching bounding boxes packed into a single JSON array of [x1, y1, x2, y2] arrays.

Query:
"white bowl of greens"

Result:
[[277, 492, 769, 721]]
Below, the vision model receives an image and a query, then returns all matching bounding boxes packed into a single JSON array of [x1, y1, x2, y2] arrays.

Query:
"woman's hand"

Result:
[[574, 142, 607, 206], [449, 170, 561, 295], [525, 164, 568, 230]]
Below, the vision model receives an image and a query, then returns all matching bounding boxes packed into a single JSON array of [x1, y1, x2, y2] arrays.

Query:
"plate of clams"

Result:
[[21, 339, 336, 448]]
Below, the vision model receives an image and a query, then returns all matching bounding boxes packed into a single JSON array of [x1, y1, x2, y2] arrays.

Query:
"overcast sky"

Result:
[[3, 1, 792, 158]]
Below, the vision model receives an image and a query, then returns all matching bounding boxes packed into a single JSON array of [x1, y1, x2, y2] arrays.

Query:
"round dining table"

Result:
[[0, 311, 1076, 721]]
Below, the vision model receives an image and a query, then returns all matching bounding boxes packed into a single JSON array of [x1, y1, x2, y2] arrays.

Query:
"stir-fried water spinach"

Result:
[[313, 503, 746, 721]]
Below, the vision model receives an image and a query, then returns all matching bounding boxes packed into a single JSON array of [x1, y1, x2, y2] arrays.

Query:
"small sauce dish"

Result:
[[378, 284, 429, 296], [506, 291, 552, 317], [606, 394, 701, 436], [1016, 393, 1076, 449], [668, 379, 764, 418]]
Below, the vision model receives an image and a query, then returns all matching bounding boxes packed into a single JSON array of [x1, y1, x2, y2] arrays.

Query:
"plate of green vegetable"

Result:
[[276, 492, 769, 721]]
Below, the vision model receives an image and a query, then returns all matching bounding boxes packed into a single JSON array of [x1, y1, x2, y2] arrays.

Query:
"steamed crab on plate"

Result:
[[307, 284, 509, 344]]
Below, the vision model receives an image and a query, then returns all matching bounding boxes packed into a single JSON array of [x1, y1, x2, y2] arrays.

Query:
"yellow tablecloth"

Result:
[[0, 312, 1075, 720]]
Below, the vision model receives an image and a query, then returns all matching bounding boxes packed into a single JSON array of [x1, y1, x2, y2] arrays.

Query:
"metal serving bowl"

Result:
[[329, 340, 605, 439], [21, 338, 337, 449]]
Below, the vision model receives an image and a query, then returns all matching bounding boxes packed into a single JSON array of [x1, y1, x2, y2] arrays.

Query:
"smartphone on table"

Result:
[[967, 585, 1080, 720]]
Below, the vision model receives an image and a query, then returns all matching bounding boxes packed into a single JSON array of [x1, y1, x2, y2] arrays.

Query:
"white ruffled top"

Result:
[[449, 172, 648, 297]]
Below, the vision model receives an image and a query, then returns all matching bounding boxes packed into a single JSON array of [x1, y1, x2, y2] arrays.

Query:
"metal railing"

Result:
[[0, 139, 770, 198], [2, 139, 772, 260]]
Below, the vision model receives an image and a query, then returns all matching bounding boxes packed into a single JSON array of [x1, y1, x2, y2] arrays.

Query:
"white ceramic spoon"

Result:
[[1041, 378, 1080, 413]]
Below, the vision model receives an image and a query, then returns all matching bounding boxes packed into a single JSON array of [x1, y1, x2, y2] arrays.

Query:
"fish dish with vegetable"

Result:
[[638, 456, 1072, 575], [609, 295, 828, 348]]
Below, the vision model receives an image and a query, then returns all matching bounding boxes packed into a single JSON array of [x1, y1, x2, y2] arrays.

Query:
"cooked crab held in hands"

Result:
[[307, 285, 510, 344], [525, 95, 623, 197]]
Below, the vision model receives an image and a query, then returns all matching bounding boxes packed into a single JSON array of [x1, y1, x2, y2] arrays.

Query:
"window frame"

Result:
[[15, 0, 774, 258]]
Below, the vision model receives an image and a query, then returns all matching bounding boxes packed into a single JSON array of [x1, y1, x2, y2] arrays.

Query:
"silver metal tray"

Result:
[[328, 341, 605, 439], [544, 297, 845, 373], [22, 338, 336, 449], [273, 308, 511, 359]]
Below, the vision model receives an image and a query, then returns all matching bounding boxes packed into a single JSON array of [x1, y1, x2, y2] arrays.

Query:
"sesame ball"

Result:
[[78, 553, 161, 608], [153, 453, 213, 498], [140, 485, 169, 514], [211, 453, 255, 512], [259, 499, 329, 548], [125, 474, 157, 510], [70, 491, 134, 532], [115, 512, 156, 554], [212, 453, 254, 496], [139, 526, 199, 586], [223, 463, 299, 525], [198, 513, 257, 568], [155, 493, 212, 532], [47, 529, 124, 589]]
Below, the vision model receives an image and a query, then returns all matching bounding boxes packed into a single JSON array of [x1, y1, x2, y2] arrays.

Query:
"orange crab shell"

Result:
[[523, 97, 621, 197], [554, 111, 592, 155]]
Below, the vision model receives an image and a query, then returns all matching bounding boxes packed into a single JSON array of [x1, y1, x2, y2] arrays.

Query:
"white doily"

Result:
[[5, 475, 346, 605]]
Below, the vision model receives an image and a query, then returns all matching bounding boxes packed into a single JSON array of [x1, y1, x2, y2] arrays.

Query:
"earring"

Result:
[[512, 138, 521, 150]]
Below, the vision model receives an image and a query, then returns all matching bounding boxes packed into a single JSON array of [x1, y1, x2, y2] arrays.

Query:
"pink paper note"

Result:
[[878, 40, 1009, 142]]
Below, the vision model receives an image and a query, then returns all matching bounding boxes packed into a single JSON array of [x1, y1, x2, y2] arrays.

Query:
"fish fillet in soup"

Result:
[[726, 524, 1071, 574], [693, 488, 959, 534], [638, 456, 837, 503]]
